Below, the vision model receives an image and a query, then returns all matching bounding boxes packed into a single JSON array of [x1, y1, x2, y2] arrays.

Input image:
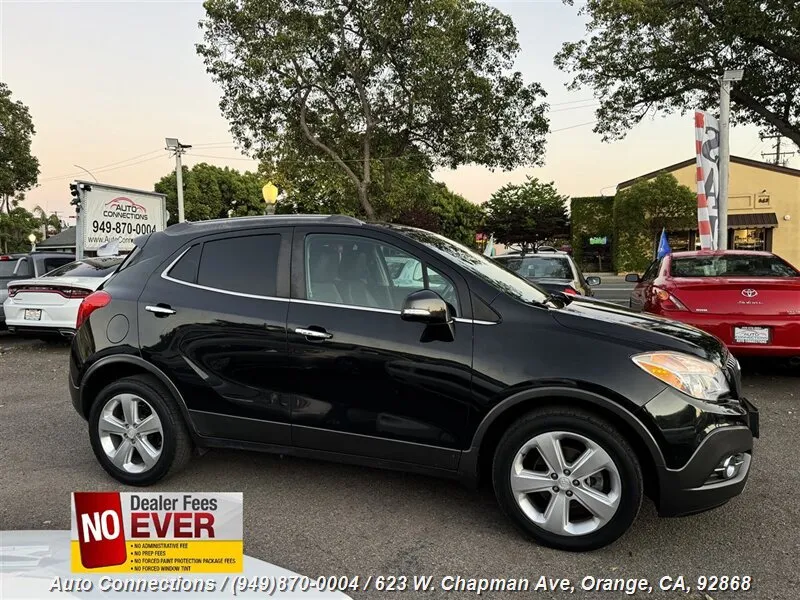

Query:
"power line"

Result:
[[39, 152, 168, 183], [550, 120, 598, 132], [40, 149, 165, 182], [550, 103, 599, 113]]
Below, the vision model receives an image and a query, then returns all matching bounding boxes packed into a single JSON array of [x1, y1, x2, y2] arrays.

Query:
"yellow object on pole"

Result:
[[262, 182, 278, 205]]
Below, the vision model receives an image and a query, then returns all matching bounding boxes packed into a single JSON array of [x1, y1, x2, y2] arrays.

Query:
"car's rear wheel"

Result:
[[88, 375, 192, 485], [492, 406, 642, 551]]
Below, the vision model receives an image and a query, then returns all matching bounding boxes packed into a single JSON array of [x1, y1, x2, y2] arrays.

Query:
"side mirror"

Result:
[[586, 276, 601, 286], [624, 273, 641, 283], [401, 289, 452, 325]]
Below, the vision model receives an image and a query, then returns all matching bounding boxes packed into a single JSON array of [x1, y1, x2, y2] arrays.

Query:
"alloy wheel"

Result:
[[510, 430, 621, 536], [97, 393, 164, 474]]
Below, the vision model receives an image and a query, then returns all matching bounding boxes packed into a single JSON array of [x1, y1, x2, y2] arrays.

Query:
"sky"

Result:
[[1, 0, 797, 220]]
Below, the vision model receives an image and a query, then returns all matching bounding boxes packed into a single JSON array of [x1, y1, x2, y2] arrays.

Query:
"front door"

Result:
[[286, 228, 474, 470], [139, 228, 294, 445]]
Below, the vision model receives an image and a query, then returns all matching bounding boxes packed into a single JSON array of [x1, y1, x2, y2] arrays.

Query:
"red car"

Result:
[[626, 250, 800, 358]]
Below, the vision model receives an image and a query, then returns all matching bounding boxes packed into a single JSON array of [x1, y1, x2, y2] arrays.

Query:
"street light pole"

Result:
[[718, 69, 744, 251], [165, 138, 192, 223]]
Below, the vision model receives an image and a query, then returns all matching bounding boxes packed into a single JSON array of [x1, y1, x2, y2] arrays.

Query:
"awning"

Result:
[[728, 213, 779, 229]]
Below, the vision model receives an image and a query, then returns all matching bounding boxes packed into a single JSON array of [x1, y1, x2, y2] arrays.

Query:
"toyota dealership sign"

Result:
[[78, 182, 167, 253]]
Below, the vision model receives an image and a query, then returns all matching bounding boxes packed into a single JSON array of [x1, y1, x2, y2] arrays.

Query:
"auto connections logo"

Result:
[[103, 196, 149, 221], [70, 492, 243, 573]]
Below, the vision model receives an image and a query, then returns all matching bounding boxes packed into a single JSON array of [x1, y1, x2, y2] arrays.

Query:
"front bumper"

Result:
[[655, 397, 759, 517]]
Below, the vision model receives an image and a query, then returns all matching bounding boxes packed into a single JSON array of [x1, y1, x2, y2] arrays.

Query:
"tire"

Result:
[[88, 375, 192, 486], [492, 406, 642, 551]]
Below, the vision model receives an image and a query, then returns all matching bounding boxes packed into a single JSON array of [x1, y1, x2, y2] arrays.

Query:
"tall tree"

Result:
[[154, 163, 266, 225], [0, 202, 39, 254], [555, 1, 800, 147], [484, 177, 569, 253], [613, 173, 696, 271], [197, 0, 549, 219], [0, 83, 40, 214]]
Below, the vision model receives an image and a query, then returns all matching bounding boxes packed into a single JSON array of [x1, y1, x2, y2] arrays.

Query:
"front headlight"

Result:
[[632, 351, 730, 401]]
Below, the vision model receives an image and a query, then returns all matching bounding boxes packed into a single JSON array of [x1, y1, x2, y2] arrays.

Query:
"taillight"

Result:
[[563, 287, 578, 295], [76, 291, 111, 330], [6, 285, 90, 299], [653, 287, 687, 311]]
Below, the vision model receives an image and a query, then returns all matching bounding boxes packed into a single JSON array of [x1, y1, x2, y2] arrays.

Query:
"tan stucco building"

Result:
[[618, 156, 800, 267]]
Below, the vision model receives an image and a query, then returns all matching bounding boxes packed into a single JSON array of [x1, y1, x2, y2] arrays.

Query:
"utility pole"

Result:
[[761, 134, 795, 166], [165, 138, 192, 223], [718, 69, 744, 251]]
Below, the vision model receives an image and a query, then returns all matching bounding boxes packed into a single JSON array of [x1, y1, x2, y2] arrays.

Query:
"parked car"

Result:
[[70, 215, 758, 552], [4, 256, 123, 338], [494, 252, 601, 296], [0, 252, 75, 328], [626, 250, 800, 359]]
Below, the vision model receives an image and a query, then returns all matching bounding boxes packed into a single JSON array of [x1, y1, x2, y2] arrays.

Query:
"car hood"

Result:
[[552, 297, 728, 366]]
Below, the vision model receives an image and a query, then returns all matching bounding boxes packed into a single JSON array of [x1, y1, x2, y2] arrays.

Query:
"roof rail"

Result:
[[325, 215, 363, 225]]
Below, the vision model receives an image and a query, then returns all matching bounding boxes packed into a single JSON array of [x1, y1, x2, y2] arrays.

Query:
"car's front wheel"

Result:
[[88, 375, 192, 485], [492, 406, 642, 551]]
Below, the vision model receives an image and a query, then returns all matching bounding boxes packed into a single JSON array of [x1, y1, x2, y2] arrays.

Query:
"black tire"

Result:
[[492, 406, 642, 551], [88, 375, 192, 486]]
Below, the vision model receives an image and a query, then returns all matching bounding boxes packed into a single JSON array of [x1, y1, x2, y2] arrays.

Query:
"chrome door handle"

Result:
[[295, 327, 332, 340], [145, 305, 176, 316]]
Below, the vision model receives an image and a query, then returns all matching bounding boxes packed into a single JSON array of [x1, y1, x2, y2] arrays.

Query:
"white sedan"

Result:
[[3, 257, 123, 338]]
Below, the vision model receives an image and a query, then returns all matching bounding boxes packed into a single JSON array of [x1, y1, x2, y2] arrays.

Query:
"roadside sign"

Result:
[[75, 181, 166, 255]]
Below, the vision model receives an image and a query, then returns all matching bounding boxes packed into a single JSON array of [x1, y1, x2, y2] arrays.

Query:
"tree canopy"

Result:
[[154, 163, 266, 225], [613, 173, 696, 271], [484, 177, 569, 252], [0, 83, 40, 214], [556, 0, 800, 148], [197, 0, 549, 219]]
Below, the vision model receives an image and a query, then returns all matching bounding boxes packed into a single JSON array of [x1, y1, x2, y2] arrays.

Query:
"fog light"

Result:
[[714, 454, 744, 480]]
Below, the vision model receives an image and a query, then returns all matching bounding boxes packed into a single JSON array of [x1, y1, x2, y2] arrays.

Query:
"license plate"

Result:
[[24, 309, 42, 321], [734, 326, 770, 344]]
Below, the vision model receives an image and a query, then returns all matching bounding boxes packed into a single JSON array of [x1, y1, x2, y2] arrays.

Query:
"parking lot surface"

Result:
[[1, 333, 798, 599]]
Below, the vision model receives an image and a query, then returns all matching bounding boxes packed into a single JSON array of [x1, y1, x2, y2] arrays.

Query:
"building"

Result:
[[35, 226, 76, 253], [618, 155, 800, 267]]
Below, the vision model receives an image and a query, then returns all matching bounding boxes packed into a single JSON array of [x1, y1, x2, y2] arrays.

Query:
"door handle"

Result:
[[146, 305, 176, 316], [295, 327, 332, 340]]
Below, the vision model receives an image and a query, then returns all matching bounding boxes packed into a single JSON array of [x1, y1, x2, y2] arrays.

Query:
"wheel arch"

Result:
[[459, 387, 665, 501], [80, 355, 199, 440]]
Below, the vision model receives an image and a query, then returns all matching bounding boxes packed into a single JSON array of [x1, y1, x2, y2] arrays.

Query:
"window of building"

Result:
[[731, 228, 766, 251]]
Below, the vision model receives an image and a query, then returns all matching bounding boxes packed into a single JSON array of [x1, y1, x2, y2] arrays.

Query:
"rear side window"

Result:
[[197, 235, 280, 297], [168, 245, 201, 283], [42, 257, 74, 273]]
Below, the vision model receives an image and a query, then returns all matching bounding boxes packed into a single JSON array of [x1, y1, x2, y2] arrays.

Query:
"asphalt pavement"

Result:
[[1, 334, 798, 599], [587, 274, 634, 307]]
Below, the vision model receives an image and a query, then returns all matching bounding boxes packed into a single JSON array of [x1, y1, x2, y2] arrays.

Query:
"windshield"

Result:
[[398, 228, 551, 305], [42, 257, 124, 278], [495, 255, 573, 280], [671, 255, 799, 278]]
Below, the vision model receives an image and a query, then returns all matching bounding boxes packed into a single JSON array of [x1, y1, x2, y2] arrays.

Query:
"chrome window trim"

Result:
[[160, 246, 498, 324]]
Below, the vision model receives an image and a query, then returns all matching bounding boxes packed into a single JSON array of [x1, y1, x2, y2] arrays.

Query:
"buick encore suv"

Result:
[[69, 215, 759, 551]]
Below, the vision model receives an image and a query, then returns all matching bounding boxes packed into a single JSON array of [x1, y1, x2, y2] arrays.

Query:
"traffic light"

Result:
[[69, 182, 92, 206]]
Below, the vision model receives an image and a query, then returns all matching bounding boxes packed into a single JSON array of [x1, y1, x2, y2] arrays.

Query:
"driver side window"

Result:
[[304, 234, 459, 316]]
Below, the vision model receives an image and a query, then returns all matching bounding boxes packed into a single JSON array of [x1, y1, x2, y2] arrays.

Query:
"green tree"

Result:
[[613, 173, 696, 272], [154, 163, 265, 225], [197, 0, 549, 219], [31, 205, 64, 239], [555, 1, 800, 147], [0, 83, 40, 214], [484, 177, 569, 253], [0, 201, 39, 254]]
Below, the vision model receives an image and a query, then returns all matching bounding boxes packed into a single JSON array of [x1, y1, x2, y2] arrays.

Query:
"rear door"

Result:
[[138, 228, 294, 446]]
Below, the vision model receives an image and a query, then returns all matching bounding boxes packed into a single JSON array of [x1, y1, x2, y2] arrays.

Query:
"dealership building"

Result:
[[618, 155, 800, 267]]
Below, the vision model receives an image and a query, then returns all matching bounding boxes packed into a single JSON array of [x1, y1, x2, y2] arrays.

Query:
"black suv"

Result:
[[69, 215, 759, 551]]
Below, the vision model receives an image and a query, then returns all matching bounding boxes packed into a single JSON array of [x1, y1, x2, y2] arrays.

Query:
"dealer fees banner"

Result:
[[70, 492, 243, 573]]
